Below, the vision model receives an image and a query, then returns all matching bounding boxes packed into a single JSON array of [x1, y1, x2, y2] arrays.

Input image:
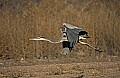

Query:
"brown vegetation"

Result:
[[0, 0, 120, 60], [0, 62, 120, 78]]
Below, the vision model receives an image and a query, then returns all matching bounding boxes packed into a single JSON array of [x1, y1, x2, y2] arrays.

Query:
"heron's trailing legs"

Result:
[[79, 41, 102, 52]]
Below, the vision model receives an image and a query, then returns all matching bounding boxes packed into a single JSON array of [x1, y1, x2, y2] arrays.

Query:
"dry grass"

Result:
[[0, 62, 119, 78], [0, 0, 120, 59]]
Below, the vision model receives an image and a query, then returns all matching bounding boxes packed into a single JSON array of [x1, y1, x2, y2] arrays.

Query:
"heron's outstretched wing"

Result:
[[67, 29, 79, 49], [63, 23, 86, 49], [29, 37, 61, 43]]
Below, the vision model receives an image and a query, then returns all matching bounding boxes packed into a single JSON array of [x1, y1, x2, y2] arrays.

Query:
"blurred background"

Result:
[[0, 0, 119, 60]]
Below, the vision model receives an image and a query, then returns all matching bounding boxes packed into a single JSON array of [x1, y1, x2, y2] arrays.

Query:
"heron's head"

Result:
[[79, 31, 90, 40], [60, 27, 67, 32]]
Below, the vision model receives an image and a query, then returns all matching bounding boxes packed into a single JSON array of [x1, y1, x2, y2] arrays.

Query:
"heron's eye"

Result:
[[61, 27, 67, 31], [63, 28, 65, 30]]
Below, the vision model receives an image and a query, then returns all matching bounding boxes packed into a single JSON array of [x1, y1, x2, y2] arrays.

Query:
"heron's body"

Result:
[[29, 23, 102, 54]]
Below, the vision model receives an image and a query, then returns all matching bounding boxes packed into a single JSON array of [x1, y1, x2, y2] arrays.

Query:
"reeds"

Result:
[[0, 0, 119, 59]]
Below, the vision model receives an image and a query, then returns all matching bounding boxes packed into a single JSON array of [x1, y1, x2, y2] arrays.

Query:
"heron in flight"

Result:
[[29, 23, 102, 54]]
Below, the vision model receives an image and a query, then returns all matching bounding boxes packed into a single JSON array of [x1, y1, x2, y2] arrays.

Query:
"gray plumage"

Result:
[[61, 23, 90, 51], [29, 23, 102, 55]]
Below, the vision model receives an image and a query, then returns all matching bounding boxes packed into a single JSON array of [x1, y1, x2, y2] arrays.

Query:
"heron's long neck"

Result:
[[43, 38, 62, 43]]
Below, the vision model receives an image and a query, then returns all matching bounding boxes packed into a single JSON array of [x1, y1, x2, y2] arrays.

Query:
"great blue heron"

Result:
[[29, 23, 102, 54]]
